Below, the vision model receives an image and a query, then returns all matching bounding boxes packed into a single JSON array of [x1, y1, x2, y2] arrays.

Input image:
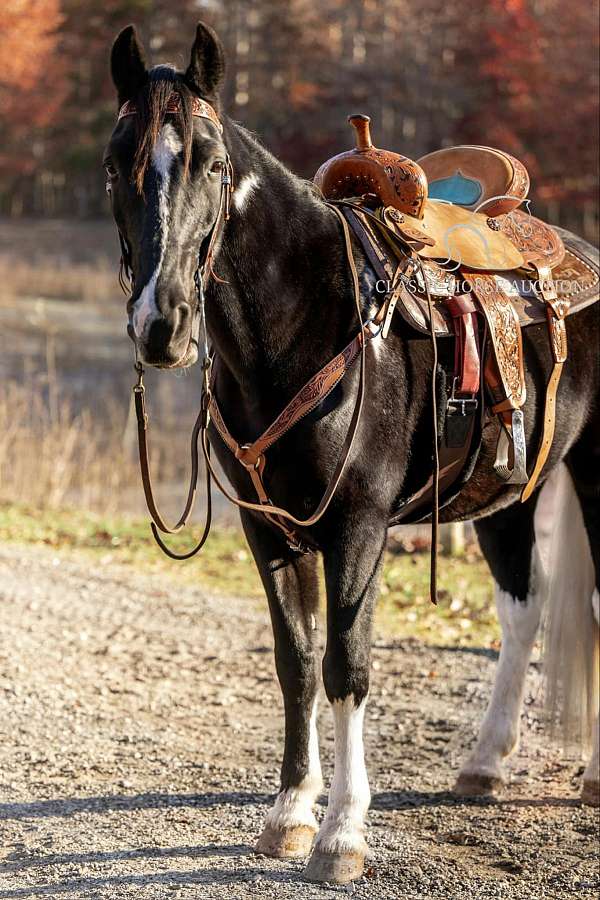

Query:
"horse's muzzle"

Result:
[[131, 299, 199, 369]]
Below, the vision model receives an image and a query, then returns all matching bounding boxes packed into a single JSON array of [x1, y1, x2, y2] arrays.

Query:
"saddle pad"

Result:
[[381, 200, 525, 271], [397, 244, 599, 337]]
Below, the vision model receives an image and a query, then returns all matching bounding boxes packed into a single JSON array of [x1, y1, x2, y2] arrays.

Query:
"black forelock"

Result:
[[131, 65, 194, 194]]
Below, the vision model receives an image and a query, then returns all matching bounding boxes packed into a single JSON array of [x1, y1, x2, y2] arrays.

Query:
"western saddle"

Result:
[[315, 115, 599, 511]]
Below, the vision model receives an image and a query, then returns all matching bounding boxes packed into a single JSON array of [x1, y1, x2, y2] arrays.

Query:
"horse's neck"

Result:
[[207, 124, 352, 396]]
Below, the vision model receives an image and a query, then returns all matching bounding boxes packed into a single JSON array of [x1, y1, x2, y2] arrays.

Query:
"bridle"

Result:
[[108, 93, 234, 557], [110, 94, 441, 600]]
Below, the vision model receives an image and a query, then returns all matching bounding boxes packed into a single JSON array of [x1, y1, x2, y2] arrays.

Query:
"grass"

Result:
[[0, 503, 498, 647]]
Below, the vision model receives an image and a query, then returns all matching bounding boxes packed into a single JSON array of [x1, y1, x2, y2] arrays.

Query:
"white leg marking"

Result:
[[132, 124, 182, 340], [314, 696, 370, 855], [584, 591, 599, 792], [583, 713, 600, 786], [233, 172, 260, 212], [460, 570, 545, 783], [265, 699, 323, 831]]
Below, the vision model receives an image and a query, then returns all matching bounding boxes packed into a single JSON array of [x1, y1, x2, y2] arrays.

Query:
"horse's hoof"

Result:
[[454, 772, 504, 797], [581, 779, 600, 807], [303, 848, 365, 884], [255, 824, 316, 858]]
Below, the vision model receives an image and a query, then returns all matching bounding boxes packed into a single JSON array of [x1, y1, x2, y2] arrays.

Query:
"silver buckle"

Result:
[[447, 377, 478, 416]]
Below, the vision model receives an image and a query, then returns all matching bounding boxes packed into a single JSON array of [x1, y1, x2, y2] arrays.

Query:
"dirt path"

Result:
[[0, 544, 597, 899]]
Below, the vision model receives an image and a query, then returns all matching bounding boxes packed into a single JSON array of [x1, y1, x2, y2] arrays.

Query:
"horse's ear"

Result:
[[111, 25, 148, 107], [184, 22, 225, 103]]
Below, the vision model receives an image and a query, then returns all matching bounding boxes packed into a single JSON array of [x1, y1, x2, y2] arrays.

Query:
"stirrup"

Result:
[[493, 409, 528, 484]]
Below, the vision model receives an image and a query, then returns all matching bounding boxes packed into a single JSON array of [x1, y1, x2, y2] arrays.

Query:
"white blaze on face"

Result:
[[233, 172, 260, 212], [132, 124, 183, 340]]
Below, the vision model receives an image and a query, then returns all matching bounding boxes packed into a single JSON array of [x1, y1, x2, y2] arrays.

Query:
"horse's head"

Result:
[[105, 23, 228, 368]]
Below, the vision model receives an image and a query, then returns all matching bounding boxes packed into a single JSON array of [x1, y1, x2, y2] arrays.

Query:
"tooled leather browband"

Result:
[[117, 93, 223, 133]]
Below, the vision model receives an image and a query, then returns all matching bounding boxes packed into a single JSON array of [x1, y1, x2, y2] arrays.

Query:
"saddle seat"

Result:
[[417, 145, 530, 218]]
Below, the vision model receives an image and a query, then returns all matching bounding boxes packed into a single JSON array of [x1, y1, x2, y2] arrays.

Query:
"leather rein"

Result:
[[115, 96, 441, 599]]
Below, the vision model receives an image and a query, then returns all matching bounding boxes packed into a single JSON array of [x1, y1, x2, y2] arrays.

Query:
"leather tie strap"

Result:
[[521, 264, 568, 502], [445, 294, 480, 395]]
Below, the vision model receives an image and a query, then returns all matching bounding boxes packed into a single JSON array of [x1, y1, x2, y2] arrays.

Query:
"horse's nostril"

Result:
[[145, 315, 177, 361]]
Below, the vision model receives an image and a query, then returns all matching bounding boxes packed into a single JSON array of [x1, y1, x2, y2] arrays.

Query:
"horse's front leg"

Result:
[[305, 515, 386, 884], [242, 513, 323, 858]]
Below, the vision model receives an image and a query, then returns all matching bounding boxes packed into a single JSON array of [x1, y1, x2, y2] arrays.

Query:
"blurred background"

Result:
[[0, 0, 597, 632]]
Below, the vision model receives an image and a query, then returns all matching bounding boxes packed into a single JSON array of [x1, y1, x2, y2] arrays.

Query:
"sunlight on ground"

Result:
[[0, 504, 497, 647]]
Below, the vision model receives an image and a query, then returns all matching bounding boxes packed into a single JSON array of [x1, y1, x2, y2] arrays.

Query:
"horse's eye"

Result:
[[209, 159, 225, 176], [104, 159, 118, 179]]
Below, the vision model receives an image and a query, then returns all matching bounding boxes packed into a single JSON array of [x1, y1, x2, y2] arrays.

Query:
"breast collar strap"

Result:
[[202, 205, 401, 551]]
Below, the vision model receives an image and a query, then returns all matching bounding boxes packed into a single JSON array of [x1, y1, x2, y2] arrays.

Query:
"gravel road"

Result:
[[0, 544, 598, 899]]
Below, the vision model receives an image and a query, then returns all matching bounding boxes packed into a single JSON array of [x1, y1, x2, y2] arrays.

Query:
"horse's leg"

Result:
[[582, 569, 599, 806], [242, 513, 323, 858], [567, 424, 600, 807], [455, 493, 547, 796], [304, 517, 386, 884]]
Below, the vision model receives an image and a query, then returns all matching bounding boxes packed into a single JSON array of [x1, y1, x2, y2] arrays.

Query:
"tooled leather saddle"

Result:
[[315, 115, 600, 515]]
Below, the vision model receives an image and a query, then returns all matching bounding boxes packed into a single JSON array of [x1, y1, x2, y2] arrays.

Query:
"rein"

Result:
[[116, 95, 441, 599]]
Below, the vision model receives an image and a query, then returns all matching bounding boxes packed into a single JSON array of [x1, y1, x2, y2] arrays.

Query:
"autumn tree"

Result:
[[0, 0, 66, 213]]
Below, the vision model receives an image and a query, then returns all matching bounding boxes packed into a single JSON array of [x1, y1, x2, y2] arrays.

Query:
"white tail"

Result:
[[538, 464, 599, 749]]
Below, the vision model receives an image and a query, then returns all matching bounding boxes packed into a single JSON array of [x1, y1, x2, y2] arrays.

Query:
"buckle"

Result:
[[364, 318, 383, 338], [447, 397, 478, 416], [447, 377, 477, 416]]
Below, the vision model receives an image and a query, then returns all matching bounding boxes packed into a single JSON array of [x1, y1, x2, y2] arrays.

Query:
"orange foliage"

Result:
[[0, 0, 62, 88], [0, 0, 66, 177]]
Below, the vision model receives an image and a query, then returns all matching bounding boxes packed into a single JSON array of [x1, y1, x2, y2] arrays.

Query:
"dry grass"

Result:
[[0, 257, 117, 304], [0, 378, 138, 511]]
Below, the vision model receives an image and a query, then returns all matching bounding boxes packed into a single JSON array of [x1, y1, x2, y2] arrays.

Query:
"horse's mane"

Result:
[[132, 65, 194, 194]]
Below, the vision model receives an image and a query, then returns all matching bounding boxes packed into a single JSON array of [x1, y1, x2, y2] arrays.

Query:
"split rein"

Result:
[[114, 96, 440, 600]]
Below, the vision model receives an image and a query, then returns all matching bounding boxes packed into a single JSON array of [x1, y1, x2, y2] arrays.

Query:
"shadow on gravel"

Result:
[[1, 844, 253, 874], [430, 645, 499, 661], [373, 642, 499, 661], [0, 791, 270, 822], [372, 789, 580, 810], [0, 863, 304, 898]]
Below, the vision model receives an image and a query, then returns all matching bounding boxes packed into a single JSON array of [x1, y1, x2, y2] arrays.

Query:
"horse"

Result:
[[105, 21, 600, 884]]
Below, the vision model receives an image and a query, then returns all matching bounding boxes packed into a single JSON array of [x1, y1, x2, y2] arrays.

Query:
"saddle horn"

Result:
[[348, 114, 373, 151], [314, 113, 428, 218]]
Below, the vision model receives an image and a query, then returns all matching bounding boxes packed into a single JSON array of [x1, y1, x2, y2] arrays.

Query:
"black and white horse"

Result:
[[105, 23, 599, 884]]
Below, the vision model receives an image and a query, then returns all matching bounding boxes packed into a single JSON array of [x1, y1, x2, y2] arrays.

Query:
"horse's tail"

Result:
[[540, 464, 599, 749]]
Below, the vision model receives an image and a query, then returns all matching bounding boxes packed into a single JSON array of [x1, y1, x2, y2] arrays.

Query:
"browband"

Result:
[[117, 93, 223, 134]]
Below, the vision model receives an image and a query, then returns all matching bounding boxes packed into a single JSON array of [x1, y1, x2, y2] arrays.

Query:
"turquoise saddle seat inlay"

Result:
[[427, 170, 483, 208]]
